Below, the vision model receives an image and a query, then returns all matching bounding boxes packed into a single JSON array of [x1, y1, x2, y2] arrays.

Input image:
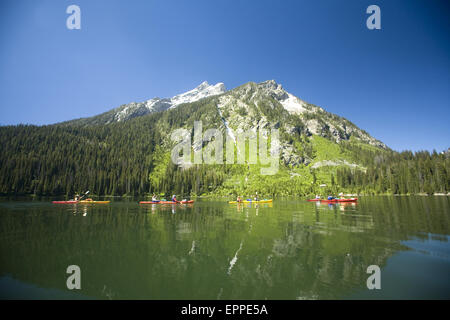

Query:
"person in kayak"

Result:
[[315, 195, 320, 199], [237, 196, 242, 203], [254, 192, 259, 201], [327, 195, 335, 200], [151, 194, 160, 202], [172, 194, 177, 202]]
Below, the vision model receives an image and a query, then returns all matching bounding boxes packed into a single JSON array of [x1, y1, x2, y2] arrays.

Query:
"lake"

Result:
[[0, 196, 449, 299]]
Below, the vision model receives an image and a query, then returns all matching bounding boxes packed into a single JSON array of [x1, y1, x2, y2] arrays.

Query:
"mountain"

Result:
[[63, 81, 226, 125], [0, 80, 448, 196], [65, 79, 385, 149], [62, 79, 387, 167]]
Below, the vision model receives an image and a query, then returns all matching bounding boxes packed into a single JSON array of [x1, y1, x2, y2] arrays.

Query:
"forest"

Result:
[[335, 146, 449, 195]]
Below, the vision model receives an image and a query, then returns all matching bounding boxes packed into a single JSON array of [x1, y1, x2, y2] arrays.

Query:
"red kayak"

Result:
[[52, 200, 78, 204], [320, 198, 358, 203], [139, 200, 194, 204]]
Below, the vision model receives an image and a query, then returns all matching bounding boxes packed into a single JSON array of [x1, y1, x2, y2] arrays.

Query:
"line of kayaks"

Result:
[[52, 199, 194, 204], [52, 198, 356, 205], [228, 198, 356, 204]]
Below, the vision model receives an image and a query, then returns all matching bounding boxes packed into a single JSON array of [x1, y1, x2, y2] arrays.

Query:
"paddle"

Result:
[[78, 190, 90, 201]]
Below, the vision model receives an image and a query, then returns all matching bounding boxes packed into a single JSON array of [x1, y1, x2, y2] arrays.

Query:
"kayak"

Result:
[[139, 200, 194, 204], [79, 200, 110, 204], [320, 198, 358, 203], [228, 199, 273, 204]]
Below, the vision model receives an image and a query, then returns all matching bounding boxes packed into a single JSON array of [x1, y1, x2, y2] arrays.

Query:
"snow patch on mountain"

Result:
[[217, 106, 236, 144], [279, 93, 307, 114], [114, 81, 226, 122], [170, 81, 226, 108], [254, 80, 311, 115]]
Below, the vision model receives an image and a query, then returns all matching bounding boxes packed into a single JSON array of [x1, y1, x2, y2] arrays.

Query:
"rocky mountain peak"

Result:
[[170, 81, 227, 108], [106, 81, 226, 122], [260, 79, 282, 90]]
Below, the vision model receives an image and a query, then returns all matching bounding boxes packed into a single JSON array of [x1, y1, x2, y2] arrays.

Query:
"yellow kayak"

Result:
[[79, 199, 110, 204], [229, 199, 273, 204]]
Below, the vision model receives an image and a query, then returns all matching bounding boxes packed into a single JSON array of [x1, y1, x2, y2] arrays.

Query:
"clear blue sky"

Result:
[[0, 0, 449, 152]]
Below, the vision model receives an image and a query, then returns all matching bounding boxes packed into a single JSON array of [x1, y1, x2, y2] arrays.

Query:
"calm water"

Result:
[[0, 196, 449, 300]]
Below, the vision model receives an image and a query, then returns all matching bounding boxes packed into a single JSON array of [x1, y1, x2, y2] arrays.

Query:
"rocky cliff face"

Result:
[[216, 80, 386, 148]]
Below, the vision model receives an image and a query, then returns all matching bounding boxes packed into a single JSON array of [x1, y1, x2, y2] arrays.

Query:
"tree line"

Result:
[[335, 145, 449, 195]]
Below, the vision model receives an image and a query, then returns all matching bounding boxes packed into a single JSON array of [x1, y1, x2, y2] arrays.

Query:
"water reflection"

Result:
[[139, 203, 194, 215], [0, 196, 448, 299]]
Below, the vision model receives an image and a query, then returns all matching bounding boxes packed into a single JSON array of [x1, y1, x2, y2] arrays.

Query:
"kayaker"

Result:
[[315, 195, 320, 199], [254, 192, 259, 201], [172, 194, 177, 202], [74, 194, 80, 201], [237, 196, 242, 203], [151, 194, 159, 202], [327, 195, 335, 200]]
